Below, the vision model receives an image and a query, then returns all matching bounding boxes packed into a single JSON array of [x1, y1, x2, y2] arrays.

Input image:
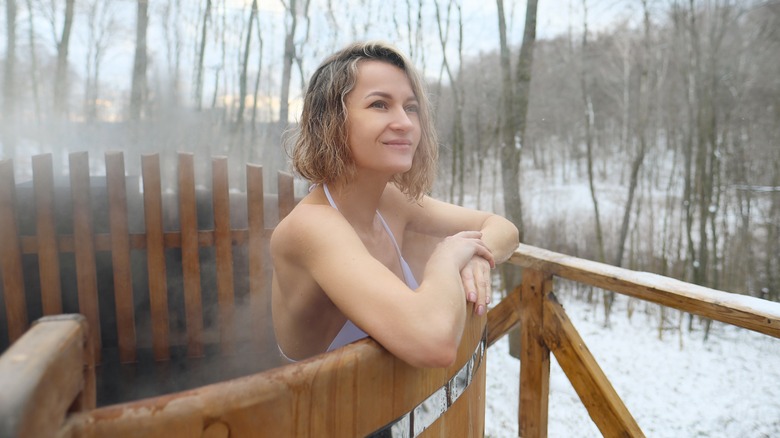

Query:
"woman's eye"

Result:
[[369, 101, 388, 109], [405, 104, 419, 113]]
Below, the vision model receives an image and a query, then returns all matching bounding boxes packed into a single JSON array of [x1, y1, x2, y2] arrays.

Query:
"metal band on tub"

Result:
[[366, 327, 487, 438]]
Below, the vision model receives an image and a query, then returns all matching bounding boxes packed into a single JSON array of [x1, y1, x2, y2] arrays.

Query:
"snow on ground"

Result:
[[484, 292, 780, 437]]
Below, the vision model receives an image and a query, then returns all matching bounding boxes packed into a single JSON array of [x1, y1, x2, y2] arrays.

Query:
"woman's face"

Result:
[[344, 60, 421, 178]]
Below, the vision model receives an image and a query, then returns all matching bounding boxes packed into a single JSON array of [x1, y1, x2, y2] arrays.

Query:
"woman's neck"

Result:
[[327, 175, 389, 230]]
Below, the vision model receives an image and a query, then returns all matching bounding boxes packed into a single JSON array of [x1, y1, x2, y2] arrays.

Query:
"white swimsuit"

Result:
[[323, 184, 419, 351]]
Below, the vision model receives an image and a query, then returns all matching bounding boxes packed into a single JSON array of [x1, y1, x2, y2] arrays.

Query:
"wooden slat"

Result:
[[519, 269, 551, 438], [486, 284, 522, 347], [277, 171, 295, 221], [106, 151, 136, 363], [0, 315, 95, 438], [212, 157, 235, 354], [0, 159, 28, 342], [543, 294, 645, 437], [246, 164, 265, 344], [32, 154, 63, 315], [69, 152, 102, 363], [178, 153, 204, 358], [509, 243, 780, 339], [141, 154, 170, 361]]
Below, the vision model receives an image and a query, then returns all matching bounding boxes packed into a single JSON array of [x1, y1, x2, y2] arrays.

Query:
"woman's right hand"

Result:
[[429, 231, 495, 313], [431, 231, 494, 270]]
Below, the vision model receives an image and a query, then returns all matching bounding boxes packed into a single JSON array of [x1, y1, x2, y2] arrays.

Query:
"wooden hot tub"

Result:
[[0, 151, 487, 437]]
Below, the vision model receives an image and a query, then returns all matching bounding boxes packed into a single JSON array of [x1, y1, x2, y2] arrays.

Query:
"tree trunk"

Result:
[[53, 0, 75, 117], [250, 5, 265, 137], [3, 0, 17, 160], [236, 0, 259, 126], [497, 0, 537, 359], [615, 0, 652, 268], [129, 0, 149, 120], [194, 0, 212, 110], [580, 0, 606, 265], [25, 0, 42, 125], [435, 0, 465, 205], [279, 0, 298, 128]]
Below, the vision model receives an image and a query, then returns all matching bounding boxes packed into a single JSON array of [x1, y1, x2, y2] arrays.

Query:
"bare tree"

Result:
[[250, 7, 264, 130], [278, 0, 297, 129], [193, 0, 212, 110], [129, 0, 149, 120], [52, 0, 75, 118], [24, 0, 42, 125], [495, 0, 537, 358], [82, 0, 118, 122], [434, 0, 466, 205], [161, 0, 184, 105], [3, 0, 18, 159], [279, 0, 307, 129], [236, 0, 259, 126], [579, 0, 606, 264], [502, 0, 537, 243]]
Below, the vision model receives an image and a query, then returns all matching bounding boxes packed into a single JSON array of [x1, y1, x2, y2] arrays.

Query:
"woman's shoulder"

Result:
[[380, 182, 421, 212], [271, 201, 350, 256]]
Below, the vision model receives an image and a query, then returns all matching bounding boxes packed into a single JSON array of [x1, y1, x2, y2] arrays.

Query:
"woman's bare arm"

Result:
[[273, 204, 492, 368]]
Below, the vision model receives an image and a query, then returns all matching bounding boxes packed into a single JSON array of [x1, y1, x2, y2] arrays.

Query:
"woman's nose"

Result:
[[389, 107, 414, 131]]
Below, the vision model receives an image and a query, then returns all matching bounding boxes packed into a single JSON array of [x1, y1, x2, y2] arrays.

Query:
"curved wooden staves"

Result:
[[56, 313, 486, 437]]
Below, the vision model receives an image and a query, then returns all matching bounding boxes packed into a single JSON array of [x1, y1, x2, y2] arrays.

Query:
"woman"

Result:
[[271, 41, 519, 368]]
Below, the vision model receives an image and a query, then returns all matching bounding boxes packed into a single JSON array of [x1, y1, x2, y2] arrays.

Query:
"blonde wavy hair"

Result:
[[290, 41, 438, 200]]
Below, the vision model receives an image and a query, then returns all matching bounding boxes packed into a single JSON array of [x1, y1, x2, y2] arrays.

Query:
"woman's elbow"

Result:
[[406, 338, 459, 368]]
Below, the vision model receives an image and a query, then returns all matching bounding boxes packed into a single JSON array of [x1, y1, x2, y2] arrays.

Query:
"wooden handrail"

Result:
[[492, 243, 780, 438], [509, 243, 780, 339]]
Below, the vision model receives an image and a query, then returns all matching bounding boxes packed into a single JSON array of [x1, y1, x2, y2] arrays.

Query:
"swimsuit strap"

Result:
[[322, 183, 418, 289], [375, 211, 404, 262], [323, 183, 339, 210]]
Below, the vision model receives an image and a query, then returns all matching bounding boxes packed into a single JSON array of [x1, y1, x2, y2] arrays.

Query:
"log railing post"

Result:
[[518, 268, 552, 437]]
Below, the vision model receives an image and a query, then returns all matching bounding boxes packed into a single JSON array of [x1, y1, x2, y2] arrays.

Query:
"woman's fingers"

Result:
[[461, 266, 477, 303], [460, 257, 492, 316], [437, 231, 496, 315]]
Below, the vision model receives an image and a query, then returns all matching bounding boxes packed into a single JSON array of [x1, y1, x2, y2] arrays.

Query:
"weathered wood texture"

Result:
[[0, 315, 95, 438], [543, 293, 644, 437], [518, 269, 551, 438], [57, 314, 486, 437], [0, 159, 28, 343], [509, 243, 780, 339]]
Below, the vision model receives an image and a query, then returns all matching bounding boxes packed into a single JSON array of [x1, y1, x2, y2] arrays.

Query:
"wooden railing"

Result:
[[486, 244, 780, 437], [1, 151, 779, 437]]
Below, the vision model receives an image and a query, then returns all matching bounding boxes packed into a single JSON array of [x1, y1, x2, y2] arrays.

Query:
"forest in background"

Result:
[[1, 0, 778, 313]]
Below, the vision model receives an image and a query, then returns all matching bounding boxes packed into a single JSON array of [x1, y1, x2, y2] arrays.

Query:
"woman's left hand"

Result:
[[460, 255, 492, 316]]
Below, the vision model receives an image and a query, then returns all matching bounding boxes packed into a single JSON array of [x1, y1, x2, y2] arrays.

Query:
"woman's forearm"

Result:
[[480, 215, 520, 264]]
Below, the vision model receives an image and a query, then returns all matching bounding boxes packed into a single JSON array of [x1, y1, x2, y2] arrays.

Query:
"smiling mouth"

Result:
[[383, 140, 413, 147]]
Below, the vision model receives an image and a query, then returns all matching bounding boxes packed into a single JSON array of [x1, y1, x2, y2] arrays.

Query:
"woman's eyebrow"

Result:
[[363, 91, 418, 102]]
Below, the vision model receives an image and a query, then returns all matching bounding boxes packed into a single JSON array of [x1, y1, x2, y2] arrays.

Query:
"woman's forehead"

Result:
[[352, 60, 416, 98]]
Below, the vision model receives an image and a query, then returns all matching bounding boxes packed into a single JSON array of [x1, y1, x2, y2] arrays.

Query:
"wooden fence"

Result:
[[0, 151, 295, 405]]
